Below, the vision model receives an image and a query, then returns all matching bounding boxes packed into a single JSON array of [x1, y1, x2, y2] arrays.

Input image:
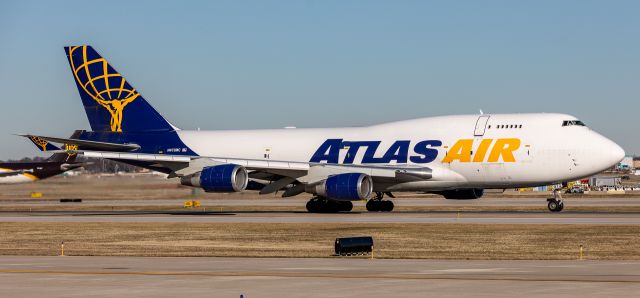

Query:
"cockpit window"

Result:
[[562, 120, 586, 127]]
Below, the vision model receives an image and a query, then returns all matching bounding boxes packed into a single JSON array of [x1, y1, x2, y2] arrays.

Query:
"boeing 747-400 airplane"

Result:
[[22, 46, 624, 212]]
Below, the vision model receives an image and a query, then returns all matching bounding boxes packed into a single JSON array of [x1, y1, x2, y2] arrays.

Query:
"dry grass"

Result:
[[1, 222, 638, 260]]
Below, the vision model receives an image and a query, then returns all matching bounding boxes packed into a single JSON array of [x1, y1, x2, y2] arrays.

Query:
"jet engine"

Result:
[[307, 173, 373, 201], [437, 188, 484, 200], [180, 164, 248, 192]]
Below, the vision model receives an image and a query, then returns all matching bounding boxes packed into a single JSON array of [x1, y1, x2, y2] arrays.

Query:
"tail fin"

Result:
[[39, 131, 80, 163], [64, 45, 176, 133], [28, 135, 60, 152]]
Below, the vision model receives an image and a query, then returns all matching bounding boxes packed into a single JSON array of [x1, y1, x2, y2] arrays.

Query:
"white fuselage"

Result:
[[175, 113, 624, 191]]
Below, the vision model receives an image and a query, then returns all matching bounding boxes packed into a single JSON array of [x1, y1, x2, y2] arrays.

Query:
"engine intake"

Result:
[[308, 173, 373, 201], [180, 164, 248, 192]]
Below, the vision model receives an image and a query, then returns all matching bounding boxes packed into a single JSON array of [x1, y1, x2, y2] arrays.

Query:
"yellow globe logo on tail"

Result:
[[68, 46, 139, 132], [30, 136, 49, 151]]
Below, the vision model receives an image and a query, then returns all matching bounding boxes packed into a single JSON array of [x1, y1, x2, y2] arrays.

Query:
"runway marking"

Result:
[[434, 268, 515, 273], [0, 269, 639, 283]]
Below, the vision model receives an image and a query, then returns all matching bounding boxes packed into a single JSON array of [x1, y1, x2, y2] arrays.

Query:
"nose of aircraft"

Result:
[[602, 138, 625, 168], [579, 131, 626, 175]]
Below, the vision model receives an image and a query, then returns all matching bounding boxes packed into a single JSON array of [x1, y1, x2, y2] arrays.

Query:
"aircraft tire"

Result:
[[383, 200, 394, 212], [307, 197, 343, 213], [338, 201, 353, 212], [366, 199, 394, 212], [547, 200, 563, 212], [306, 198, 320, 213], [366, 199, 379, 212]]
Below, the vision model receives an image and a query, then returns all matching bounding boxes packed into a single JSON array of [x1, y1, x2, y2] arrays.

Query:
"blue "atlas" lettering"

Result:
[[310, 139, 442, 164]]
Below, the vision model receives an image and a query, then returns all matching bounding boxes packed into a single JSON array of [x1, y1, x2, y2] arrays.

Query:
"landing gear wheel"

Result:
[[547, 199, 563, 212], [366, 199, 394, 212], [306, 197, 351, 213], [547, 200, 558, 212], [338, 201, 353, 212], [306, 197, 321, 213], [366, 199, 376, 212], [546, 188, 565, 212], [558, 201, 564, 211], [382, 200, 394, 212]]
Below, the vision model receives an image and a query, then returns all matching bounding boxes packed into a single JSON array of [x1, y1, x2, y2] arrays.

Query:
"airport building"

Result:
[[589, 176, 622, 188]]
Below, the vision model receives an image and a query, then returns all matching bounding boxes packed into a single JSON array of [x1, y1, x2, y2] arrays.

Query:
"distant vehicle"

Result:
[[23, 45, 625, 213], [565, 186, 585, 194], [0, 136, 84, 184]]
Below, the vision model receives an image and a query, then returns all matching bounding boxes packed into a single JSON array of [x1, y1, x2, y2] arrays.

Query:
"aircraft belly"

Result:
[[383, 180, 465, 192]]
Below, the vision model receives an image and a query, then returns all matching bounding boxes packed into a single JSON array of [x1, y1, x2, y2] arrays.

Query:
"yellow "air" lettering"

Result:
[[442, 139, 473, 163], [442, 138, 521, 163], [473, 139, 493, 162], [487, 138, 520, 162]]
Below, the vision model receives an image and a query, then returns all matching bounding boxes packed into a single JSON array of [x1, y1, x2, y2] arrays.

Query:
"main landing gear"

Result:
[[366, 192, 395, 212], [547, 190, 564, 212], [306, 197, 353, 213]]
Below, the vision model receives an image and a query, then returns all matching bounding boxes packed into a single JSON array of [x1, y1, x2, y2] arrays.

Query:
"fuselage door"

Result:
[[474, 115, 490, 136]]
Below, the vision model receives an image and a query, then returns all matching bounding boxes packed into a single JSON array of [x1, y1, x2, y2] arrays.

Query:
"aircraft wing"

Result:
[[18, 135, 437, 184], [19, 131, 466, 196], [74, 150, 466, 198], [79, 150, 434, 181]]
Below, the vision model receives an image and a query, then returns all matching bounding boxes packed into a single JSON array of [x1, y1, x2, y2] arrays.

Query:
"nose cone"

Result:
[[603, 138, 625, 168]]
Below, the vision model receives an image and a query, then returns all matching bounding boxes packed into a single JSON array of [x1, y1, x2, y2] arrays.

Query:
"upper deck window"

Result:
[[562, 120, 586, 127]]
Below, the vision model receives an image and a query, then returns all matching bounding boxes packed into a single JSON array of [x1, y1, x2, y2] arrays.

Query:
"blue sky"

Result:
[[0, 0, 638, 160]]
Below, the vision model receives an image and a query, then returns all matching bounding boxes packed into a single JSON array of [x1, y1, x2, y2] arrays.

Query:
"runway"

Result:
[[0, 256, 638, 297], [2, 211, 640, 224], [4, 196, 640, 206]]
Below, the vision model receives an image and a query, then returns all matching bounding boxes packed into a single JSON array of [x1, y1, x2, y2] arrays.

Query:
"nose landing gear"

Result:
[[547, 190, 564, 212]]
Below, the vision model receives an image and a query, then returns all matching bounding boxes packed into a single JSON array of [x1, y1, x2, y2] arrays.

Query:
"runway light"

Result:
[[579, 244, 584, 260], [60, 241, 64, 257]]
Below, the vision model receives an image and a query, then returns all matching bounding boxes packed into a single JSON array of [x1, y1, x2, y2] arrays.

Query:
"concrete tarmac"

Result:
[[4, 196, 640, 206], [1, 211, 640, 224], [0, 256, 638, 297]]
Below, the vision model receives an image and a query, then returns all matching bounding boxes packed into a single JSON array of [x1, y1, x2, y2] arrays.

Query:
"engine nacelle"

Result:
[[307, 173, 373, 201], [438, 188, 484, 200], [180, 164, 248, 193]]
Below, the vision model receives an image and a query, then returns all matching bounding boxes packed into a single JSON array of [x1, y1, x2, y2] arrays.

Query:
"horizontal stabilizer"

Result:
[[27, 135, 60, 152], [18, 134, 140, 152]]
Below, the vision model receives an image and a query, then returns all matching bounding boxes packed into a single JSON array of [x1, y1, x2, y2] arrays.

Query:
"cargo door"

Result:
[[474, 115, 490, 136], [471, 115, 491, 181]]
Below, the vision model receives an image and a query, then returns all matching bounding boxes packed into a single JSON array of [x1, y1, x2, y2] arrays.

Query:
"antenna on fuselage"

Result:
[[479, 109, 484, 115]]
